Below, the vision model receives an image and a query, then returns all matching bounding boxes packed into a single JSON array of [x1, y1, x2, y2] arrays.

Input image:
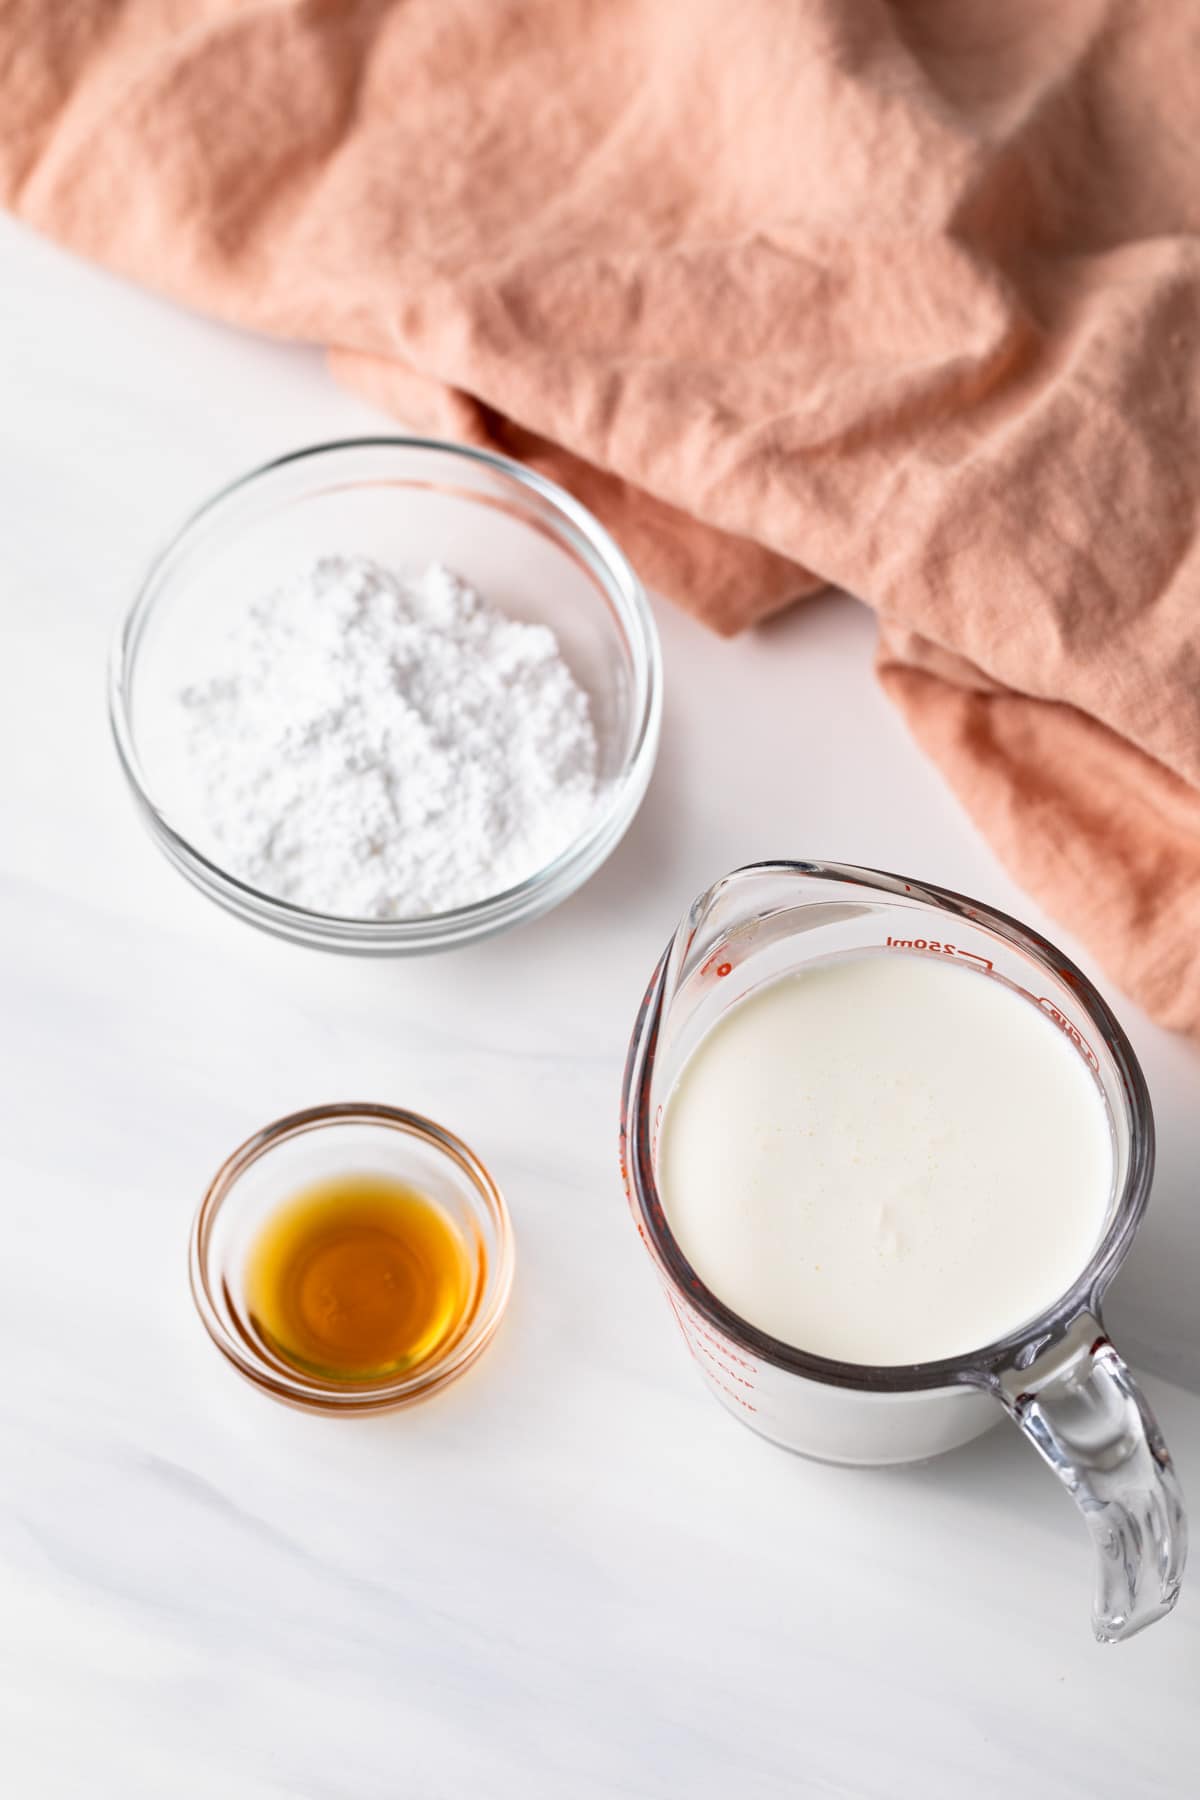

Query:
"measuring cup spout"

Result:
[[660, 868, 747, 1000], [660, 862, 871, 1007]]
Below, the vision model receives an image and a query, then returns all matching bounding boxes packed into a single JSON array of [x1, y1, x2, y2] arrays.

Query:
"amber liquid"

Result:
[[244, 1173, 476, 1381]]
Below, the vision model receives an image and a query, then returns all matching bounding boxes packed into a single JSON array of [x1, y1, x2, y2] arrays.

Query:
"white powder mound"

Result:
[[176, 556, 601, 918]]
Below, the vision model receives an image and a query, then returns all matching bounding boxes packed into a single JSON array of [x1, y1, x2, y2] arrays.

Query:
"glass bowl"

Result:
[[189, 1103, 514, 1413], [109, 438, 661, 951]]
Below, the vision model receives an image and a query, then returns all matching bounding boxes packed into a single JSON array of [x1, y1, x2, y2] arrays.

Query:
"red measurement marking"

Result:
[[665, 1294, 758, 1409], [618, 1131, 637, 1210], [1037, 997, 1100, 1071], [715, 1382, 758, 1413], [700, 950, 737, 978], [954, 949, 995, 970], [883, 935, 994, 971], [694, 1338, 755, 1388], [665, 1291, 705, 1368], [688, 1317, 756, 1371]]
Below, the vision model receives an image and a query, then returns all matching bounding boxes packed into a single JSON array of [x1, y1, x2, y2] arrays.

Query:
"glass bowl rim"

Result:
[[189, 1101, 515, 1412], [108, 435, 662, 949]]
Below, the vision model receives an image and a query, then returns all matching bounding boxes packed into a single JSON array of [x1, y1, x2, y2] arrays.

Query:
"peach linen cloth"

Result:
[[3, 0, 1199, 1028]]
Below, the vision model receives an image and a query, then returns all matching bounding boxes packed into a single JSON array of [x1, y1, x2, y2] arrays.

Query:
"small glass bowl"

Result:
[[189, 1104, 514, 1413], [109, 437, 662, 951]]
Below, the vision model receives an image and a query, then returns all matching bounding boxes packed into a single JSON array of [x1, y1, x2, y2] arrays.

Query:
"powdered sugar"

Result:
[[175, 556, 600, 917]]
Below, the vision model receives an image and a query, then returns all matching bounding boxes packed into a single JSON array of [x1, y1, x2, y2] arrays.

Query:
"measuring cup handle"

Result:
[[997, 1313, 1186, 1642]]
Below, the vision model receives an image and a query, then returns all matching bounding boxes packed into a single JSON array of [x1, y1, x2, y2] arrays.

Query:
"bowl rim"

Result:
[[109, 435, 662, 949], [188, 1102, 515, 1412]]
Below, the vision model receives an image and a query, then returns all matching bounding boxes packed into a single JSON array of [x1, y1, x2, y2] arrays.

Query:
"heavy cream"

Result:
[[657, 952, 1113, 1366]]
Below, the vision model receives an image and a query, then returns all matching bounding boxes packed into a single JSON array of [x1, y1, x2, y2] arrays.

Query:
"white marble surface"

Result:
[[4, 215, 1200, 1798]]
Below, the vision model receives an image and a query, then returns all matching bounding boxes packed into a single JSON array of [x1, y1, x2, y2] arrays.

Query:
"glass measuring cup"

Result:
[[620, 861, 1186, 1642]]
